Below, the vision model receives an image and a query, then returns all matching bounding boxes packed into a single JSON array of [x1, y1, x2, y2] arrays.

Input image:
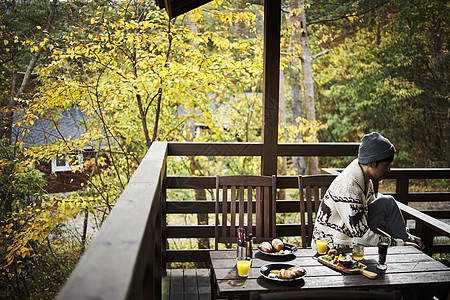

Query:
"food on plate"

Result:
[[279, 269, 296, 279], [321, 249, 360, 269], [271, 238, 284, 252], [288, 266, 306, 277], [276, 249, 292, 255], [260, 239, 292, 254], [338, 256, 352, 268], [328, 249, 339, 256], [267, 266, 306, 280], [260, 241, 273, 253]]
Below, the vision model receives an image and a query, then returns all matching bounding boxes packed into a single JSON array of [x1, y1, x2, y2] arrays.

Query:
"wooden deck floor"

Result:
[[162, 268, 212, 300]]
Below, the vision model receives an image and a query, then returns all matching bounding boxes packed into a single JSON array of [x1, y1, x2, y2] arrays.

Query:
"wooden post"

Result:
[[396, 178, 409, 204], [262, 0, 281, 176]]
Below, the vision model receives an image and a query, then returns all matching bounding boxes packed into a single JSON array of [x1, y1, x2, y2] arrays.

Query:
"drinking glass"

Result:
[[316, 238, 329, 254], [377, 242, 389, 270], [352, 243, 364, 261], [236, 257, 252, 277]]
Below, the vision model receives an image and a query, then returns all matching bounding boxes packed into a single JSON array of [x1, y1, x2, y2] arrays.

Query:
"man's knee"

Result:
[[375, 195, 397, 209]]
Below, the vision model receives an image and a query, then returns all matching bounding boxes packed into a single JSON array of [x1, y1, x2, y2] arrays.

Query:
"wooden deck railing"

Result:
[[57, 141, 450, 299], [57, 142, 168, 300]]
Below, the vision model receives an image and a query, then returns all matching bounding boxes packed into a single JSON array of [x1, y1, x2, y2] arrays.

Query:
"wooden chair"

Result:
[[298, 174, 336, 248], [215, 175, 277, 250]]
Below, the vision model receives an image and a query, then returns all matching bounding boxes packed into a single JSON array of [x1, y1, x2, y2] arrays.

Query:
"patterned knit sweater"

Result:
[[312, 159, 403, 249]]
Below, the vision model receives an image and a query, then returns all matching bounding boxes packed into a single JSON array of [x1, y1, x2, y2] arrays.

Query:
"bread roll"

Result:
[[271, 238, 284, 252], [278, 269, 296, 279], [260, 241, 273, 253], [288, 266, 306, 277]]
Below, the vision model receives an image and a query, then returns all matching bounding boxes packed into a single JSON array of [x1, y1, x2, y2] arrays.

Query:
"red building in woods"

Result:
[[12, 108, 102, 193]]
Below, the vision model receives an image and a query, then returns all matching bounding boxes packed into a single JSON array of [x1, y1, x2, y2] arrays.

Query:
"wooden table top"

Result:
[[210, 246, 450, 298]]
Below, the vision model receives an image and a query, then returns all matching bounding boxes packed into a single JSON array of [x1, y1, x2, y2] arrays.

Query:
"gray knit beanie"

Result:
[[358, 132, 396, 164]]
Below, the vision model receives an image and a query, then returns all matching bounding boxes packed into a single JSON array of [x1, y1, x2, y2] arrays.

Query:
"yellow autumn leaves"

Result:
[[1, 196, 92, 276]]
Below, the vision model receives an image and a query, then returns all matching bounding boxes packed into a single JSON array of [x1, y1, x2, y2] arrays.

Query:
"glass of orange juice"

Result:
[[316, 238, 329, 254], [236, 257, 252, 277]]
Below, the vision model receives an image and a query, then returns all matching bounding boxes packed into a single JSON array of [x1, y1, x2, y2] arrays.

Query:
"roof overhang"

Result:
[[155, 0, 213, 19]]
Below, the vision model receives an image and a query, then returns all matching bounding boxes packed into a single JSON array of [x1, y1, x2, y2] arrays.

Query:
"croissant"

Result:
[[260, 241, 273, 253], [271, 238, 284, 252]]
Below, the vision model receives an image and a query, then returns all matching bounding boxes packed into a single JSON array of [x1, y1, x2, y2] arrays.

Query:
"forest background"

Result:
[[0, 0, 448, 298]]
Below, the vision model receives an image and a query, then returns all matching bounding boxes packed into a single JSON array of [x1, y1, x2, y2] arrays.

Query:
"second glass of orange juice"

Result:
[[316, 239, 329, 254]]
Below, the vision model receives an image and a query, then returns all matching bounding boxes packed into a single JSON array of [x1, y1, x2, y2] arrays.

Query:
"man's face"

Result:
[[369, 161, 392, 180]]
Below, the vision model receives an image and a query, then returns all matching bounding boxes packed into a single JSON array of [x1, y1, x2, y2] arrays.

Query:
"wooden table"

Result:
[[210, 246, 450, 299]]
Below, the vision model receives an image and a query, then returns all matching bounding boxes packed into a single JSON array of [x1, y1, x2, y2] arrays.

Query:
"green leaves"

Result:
[[313, 0, 446, 167]]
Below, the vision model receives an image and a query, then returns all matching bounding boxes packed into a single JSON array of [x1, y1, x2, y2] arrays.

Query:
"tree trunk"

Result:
[[136, 93, 152, 148], [1, 0, 58, 142], [151, 15, 173, 148], [299, 0, 319, 175], [81, 208, 89, 253], [0, 0, 58, 217], [288, 0, 307, 175], [187, 15, 210, 250], [133, 0, 152, 149]]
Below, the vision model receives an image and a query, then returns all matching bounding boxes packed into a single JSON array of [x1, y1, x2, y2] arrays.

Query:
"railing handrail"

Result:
[[167, 142, 360, 156], [323, 167, 450, 178], [57, 142, 168, 300]]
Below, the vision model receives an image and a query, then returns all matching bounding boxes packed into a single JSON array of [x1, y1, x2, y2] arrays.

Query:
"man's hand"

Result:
[[406, 234, 424, 250]]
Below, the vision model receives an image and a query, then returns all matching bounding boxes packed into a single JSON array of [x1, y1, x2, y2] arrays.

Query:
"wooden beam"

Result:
[[168, 142, 262, 156], [278, 142, 359, 156], [171, 0, 213, 19], [261, 0, 281, 176], [155, 0, 214, 19], [167, 142, 361, 157]]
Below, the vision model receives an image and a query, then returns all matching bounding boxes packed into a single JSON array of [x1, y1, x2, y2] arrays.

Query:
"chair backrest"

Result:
[[215, 175, 277, 250], [298, 174, 336, 248]]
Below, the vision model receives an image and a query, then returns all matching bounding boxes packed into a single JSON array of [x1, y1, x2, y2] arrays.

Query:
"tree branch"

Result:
[[308, 0, 391, 25], [312, 49, 331, 60]]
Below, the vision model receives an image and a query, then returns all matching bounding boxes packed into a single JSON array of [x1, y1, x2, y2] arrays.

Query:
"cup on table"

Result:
[[377, 242, 389, 270], [236, 256, 252, 277], [316, 238, 329, 255], [352, 243, 364, 261]]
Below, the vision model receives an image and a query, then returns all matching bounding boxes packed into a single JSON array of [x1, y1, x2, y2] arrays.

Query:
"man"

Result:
[[313, 132, 423, 250]]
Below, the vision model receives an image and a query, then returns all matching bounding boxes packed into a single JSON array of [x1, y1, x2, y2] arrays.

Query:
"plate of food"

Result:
[[260, 263, 306, 282], [318, 249, 377, 279], [258, 239, 298, 256]]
